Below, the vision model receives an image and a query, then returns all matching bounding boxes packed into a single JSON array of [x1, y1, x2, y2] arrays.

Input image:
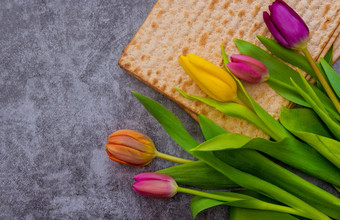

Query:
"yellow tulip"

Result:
[[178, 54, 237, 102]]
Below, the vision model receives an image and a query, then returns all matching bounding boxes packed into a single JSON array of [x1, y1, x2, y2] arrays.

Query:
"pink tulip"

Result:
[[133, 173, 178, 199], [227, 54, 269, 84]]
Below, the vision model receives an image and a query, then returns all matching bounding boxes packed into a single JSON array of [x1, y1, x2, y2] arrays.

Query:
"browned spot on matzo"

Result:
[[182, 46, 189, 55], [199, 32, 208, 46], [227, 28, 234, 35], [322, 4, 331, 16], [209, 0, 218, 9], [228, 9, 234, 15], [157, 9, 166, 18], [222, 0, 230, 9], [251, 4, 261, 16], [151, 22, 158, 29], [238, 9, 246, 17]]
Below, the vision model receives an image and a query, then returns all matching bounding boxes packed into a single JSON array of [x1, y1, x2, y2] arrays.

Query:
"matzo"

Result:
[[334, 35, 340, 63], [318, 24, 339, 63], [119, 0, 340, 138]]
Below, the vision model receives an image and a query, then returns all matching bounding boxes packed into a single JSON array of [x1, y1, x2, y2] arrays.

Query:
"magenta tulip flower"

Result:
[[133, 173, 178, 199], [227, 54, 269, 84], [263, 0, 309, 50]]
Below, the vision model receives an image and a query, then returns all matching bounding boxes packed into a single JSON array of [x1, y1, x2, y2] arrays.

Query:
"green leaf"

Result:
[[176, 88, 275, 138], [198, 113, 228, 139], [157, 161, 239, 190], [190, 195, 227, 219], [191, 133, 251, 151], [257, 36, 326, 92], [191, 191, 303, 219], [133, 91, 198, 152], [266, 77, 310, 107], [324, 44, 333, 66], [292, 128, 340, 169], [257, 36, 316, 79], [230, 190, 301, 220], [192, 190, 301, 220], [198, 115, 340, 219], [230, 208, 301, 220], [320, 57, 340, 99], [280, 107, 331, 137], [290, 77, 340, 140], [221, 44, 230, 64], [316, 62, 328, 92], [234, 39, 340, 121], [296, 70, 327, 113], [280, 107, 340, 169]]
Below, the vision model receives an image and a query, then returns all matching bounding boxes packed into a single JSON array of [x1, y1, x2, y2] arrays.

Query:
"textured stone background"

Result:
[[0, 0, 339, 219]]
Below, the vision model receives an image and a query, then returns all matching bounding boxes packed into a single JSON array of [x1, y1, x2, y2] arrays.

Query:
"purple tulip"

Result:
[[132, 173, 178, 199], [263, 0, 309, 50], [227, 54, 269, 84]]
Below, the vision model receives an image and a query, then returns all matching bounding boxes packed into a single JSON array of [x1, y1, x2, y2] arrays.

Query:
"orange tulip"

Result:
[[105, 129, 156, 166]]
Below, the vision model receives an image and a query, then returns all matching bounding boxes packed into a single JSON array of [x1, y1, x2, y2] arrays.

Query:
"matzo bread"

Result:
[[119, 0, 340, 138], [318, 24, 340, 63], [334, 35, 340, 63]]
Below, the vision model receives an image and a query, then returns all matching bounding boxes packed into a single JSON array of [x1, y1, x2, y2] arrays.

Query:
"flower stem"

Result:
[[302, 47, 340, 114], [176, 187, 309, 218], [155, 151, 194, 164]]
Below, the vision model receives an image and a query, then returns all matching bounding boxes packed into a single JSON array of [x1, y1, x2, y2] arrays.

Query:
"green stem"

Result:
[[302, 47, 340, 114], [177, 187, 308, 218], [155, 151, 193, 164]]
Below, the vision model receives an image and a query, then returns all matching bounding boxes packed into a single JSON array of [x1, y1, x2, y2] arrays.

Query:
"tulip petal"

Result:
[[106, 144, 154, 165], [179, 55, 237, 102], [230, 54, 268, 76], [179, 55, 220, 100], [107, 136, 155, 154], [263, 12, 290, 48], [134, 172, 174, 182], [269, 1, 309, 48], [105, 149, 151, 166], [109, 129, 154, 147], [132, 180, 176, 199], [227, 63, 263, 84], [187, 54, 237, 92], [276, 0, 309, 31], [133, 173, 177, 199]]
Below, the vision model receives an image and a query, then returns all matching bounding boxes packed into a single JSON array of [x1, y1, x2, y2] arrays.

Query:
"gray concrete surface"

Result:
[[0, 0, 339, 219]]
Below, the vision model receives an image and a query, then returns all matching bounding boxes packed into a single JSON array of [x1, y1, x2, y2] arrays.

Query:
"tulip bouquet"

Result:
[[109, 0, 340, 219]]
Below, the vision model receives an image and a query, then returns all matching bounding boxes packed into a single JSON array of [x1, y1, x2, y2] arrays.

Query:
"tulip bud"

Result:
[[133, 173, 178, 199], [105, 129, 156, 166], [263, 0, 309, 50], [178, 54, 237, 102], [227, 54, 269, 84]]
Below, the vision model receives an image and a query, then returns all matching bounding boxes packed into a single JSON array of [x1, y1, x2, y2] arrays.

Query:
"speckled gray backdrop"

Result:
[[0, 0, 339, 219]]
